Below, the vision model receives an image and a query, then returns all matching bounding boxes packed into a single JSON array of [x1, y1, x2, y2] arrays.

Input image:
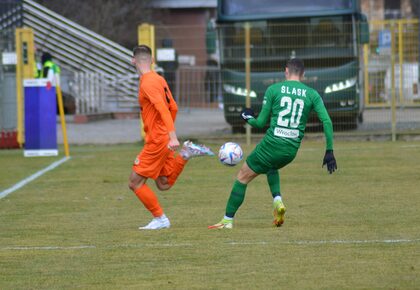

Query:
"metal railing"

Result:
[[21, 0, 138, 113]]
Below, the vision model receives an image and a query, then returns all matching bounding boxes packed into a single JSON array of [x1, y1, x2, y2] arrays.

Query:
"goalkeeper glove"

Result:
[[241, 108, 255, 122], [322, 150, 337, 174]]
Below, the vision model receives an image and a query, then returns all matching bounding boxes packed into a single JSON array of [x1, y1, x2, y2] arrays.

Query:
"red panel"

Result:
[[0, 130, 19, 149]]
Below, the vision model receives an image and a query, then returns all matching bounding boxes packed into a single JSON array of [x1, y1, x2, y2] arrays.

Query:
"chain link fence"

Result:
[[0, 27, 19, 148], [0, 1, 21, 147], [365, 19, 419, 106], [362, 19, 420, 135], [153, 20, 420, 135], [1, 18, 420, 145]]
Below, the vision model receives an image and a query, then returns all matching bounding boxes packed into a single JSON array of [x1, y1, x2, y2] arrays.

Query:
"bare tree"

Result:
[[410, 0, 419, 18], [34, 0, 154, 48]]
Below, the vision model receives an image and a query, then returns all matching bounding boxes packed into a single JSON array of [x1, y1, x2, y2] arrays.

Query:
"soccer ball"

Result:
[[218, 142, 243, 166]]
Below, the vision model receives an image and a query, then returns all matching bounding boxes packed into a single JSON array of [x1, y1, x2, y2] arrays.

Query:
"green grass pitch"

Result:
[[0, 141, 419, 289]]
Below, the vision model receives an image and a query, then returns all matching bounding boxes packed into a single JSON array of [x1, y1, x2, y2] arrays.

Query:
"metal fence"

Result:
[[0, 26, 18, 149], [1, 18, 420, 142], [152, 20, 420, 136], [361, 19, 420, 138], [365, 19, 419, 106]]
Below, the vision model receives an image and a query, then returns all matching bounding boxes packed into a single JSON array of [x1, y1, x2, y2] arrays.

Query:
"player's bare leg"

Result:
[[155, 176, 171, 191], [209, 163, 259, 229], [237, 162, 259, 184], [128, 171, 170, 230]]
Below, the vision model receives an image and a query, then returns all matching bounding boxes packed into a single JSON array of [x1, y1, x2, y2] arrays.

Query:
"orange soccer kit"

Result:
[[132, 71, 187, 217]]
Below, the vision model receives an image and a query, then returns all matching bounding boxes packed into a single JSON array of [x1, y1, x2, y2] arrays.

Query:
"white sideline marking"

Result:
[[1, 245, 95, 251], [1, 239, 419, 251], [228, 238, 420, 246], [0, 157, 70, 199], [400, 144, 420, 148]]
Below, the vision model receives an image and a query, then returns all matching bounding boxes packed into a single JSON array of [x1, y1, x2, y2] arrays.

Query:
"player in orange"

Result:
[[128, 45, 214, 230]]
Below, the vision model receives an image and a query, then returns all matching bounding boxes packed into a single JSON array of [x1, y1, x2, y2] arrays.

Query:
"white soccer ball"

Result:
[[218, 142, 243, 166]]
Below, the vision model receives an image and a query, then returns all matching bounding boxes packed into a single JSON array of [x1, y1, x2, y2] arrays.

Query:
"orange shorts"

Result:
[[132, 137, 175, 180]]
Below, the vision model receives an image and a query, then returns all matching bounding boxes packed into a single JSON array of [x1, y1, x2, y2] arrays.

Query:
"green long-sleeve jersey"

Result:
[[248, 80, 334, 150]]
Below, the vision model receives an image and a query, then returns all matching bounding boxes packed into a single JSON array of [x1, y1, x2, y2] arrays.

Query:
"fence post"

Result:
[[390, 21, 397, 142], [89, 72, 94, 113], [363, 44, 370, 106], [175, 68, 180, 104], [398, 20, 404, 104], [81, 72, 85, 114], [244, 22, 251, 145]]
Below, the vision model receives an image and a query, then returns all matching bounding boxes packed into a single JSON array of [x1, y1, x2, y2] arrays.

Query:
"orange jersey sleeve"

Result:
[[167, 87, 178, 122]]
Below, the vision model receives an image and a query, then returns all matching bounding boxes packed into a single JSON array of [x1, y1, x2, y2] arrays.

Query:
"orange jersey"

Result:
[[139, 71, 178, 143]]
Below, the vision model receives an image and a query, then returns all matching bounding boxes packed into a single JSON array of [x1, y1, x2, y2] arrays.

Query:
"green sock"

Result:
[[225, 180, 247, 218], [267, 169, 281, 198]]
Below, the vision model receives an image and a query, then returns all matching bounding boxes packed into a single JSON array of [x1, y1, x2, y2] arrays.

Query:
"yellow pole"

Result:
[[398, 20, 404, 104], [138, 23, 155, 61], [15, 30, 24, 147], [244, 22, 251, 145], [137, 23, 156, 140], [390, 21, 397, 142], [56, 84, 70, 157], [15, 28, 36, 147], [363, 44, 370, 106]]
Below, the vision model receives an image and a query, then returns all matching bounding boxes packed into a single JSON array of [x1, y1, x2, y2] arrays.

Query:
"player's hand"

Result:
[[322, 150, 337, 174], [168, 131, 180, 151], [240, 108, 255, 122]]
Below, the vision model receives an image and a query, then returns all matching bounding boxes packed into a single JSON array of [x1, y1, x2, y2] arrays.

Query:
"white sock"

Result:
[[223, 216, 233, 221], [158, 214, 167, 220], [180, 149, 191, 160], [273, 196, 282, 203]]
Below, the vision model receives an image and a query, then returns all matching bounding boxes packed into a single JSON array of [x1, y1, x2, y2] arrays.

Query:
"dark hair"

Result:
[[286, 58, 304, 76], [132, 45, 152, 57], [41, 52, 52, 64]]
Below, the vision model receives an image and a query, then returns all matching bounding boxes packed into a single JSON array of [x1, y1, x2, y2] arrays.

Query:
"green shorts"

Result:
[[246, 139, 298, 174]]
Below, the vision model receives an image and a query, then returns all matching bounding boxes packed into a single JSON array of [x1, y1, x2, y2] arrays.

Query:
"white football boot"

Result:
[[180, 140, 215, 160], [139, 215, 171, 230], [208, 218, 233, 229]]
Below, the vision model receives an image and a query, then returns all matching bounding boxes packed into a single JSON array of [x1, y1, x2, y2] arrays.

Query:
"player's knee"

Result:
[[237, 173, 250, 184], [128, 181, 138, 191], [237, 165, 257, 184], [128, 173, 146, 191], [128, 183, 134, 191]]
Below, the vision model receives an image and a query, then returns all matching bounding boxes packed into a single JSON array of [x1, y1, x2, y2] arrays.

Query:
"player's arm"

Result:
[[169, 101, 178, 122], [313, 93, 337, 174], [240, 88, 272, 128], [165, 87, 178, 122], [154, 102, 179, 150]]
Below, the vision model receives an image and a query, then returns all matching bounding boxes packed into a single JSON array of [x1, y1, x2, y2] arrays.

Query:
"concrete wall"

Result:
[[153, 8, 216, 66]]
